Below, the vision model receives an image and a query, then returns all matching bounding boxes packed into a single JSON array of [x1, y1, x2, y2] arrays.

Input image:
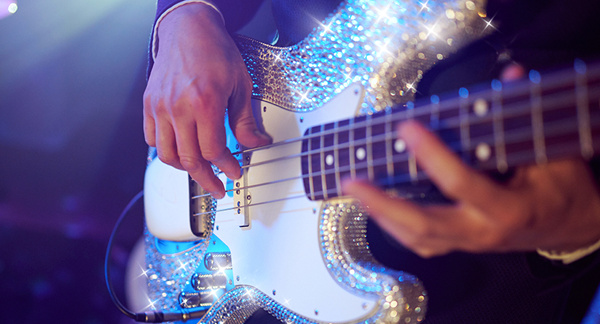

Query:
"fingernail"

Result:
[[210, 191, 225, 200]]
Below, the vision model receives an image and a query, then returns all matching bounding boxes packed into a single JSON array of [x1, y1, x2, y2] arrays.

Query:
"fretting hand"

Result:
[[343, 120, 600, 258], [344, 64, 600, 258], [143, 4, 271, 199]]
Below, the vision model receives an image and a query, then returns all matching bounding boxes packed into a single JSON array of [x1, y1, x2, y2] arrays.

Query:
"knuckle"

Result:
[[157, 150, 178, 166], [411, 246, 440, 259], [201, 147, 227, 162], [201, 152, 220, 163], [143, 86, 160, 111], [144, 135, 155, 147], [168, 103, 187, 118], [415, 247, 437, 259], [179, 155, 201, 171], [234, 115, 259, 133], [240, 74, 253, 91]]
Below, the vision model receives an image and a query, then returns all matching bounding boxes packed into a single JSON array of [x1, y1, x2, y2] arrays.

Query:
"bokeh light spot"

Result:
[[8, 3, 17, 14]]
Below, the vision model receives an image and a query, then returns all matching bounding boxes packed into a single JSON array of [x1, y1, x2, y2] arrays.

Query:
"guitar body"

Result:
[[139, 85, 426, 323], [130, 0, 492, 323], [208, 84, 387, 322]]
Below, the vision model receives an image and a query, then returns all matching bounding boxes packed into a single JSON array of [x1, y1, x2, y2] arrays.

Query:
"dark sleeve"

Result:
[[147, 0, 265, 78], [155, 0, 265, 33]]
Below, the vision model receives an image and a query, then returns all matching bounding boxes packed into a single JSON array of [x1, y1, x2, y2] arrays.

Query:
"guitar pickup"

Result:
[[204, 252, 232, 271], [191, 273, 228, 290], [190, 177, 214, 238], [178, 291, 214, 309]]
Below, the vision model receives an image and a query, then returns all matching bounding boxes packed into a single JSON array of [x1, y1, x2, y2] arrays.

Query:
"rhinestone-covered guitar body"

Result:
[[136, 0, 490, 323]]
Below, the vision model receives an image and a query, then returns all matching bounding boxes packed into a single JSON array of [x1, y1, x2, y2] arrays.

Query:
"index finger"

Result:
[[172, 116, 226, 198], [194, 91, 242, 180], [398, 120, 506, 207]]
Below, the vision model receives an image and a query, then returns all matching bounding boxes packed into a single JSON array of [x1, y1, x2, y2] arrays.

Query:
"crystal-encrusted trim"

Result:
[[144, 0, 490, 322], [319, 201, 427, 323], [144, 184, 216, 314], [236, 0, 489, 114], [144, 231, 211, 313]]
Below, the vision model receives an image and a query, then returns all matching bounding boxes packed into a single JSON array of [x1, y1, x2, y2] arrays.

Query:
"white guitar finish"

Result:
[[145, 84, 382, 322], [218, 83, 370, 322], [138, 0, 495, 321], [145, 156, 191, 241]]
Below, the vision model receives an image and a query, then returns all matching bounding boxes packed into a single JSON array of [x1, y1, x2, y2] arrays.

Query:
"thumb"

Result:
[[227, 77, 272, 148]]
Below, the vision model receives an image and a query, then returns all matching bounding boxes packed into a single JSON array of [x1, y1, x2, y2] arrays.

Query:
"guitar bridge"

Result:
[[234, 151, 252, 227]]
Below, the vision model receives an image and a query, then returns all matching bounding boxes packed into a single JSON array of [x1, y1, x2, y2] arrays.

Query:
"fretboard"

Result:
[[301, 60, 600, 201]]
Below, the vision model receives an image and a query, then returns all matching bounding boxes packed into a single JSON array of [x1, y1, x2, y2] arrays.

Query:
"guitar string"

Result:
[[196, 90, 600, 200], [195, 134, 590, 217], [192, 115, 600, 209], [205, 86, 600, 185], [224, 68, 600, 159], [222, 85, 600, 175], [190, 80, 600, 215]]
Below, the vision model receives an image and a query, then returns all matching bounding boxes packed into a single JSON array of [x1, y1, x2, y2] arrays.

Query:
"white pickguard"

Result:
[[145, 83, 382, 322], [218, 83, 370, 322]]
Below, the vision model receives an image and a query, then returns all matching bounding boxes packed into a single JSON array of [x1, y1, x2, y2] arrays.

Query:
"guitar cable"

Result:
[[105, 190, 205, 323]]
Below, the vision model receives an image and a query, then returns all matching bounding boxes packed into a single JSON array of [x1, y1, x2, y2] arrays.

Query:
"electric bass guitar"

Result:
[[126, 0, 600, 323]]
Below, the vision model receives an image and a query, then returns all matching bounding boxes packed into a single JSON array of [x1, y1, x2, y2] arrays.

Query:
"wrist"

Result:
[[162, 1, 224, 26], [153, 1, 226, 61]]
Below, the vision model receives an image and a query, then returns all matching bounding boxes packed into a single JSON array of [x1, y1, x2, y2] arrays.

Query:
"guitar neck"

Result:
[[301, 60, 600, 201]]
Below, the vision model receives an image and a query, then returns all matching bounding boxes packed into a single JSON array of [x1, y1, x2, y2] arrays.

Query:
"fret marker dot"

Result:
[[356, 148, 366, 160], [475, 143, 491, 161], [326, 154, 334, 166], [394, 139, 406, 153], [473, 98, 489, 117]]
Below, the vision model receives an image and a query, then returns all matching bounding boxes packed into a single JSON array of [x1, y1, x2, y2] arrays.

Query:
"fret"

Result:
[[459, 88, 471, 162], [349, 117, 356, 180], [491, 79, 508, 173], [297, 60, 600, 202], [470, 96, 494, 168], [385, 108, 394, 185], [317, 122, 337, 199], [530, 70, 547, 164], [333, 121, 343, 197], [319, 124, 329, 199], [575, 60, 594, 159], [311, 126, 325, 199], [369, 112, 388, 184], [337, 119, 351, 186], [366, 114, 374, 181], [406, 101, 418, 183], [306, 127, 316, 200], [353, 116, 369, 180]]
